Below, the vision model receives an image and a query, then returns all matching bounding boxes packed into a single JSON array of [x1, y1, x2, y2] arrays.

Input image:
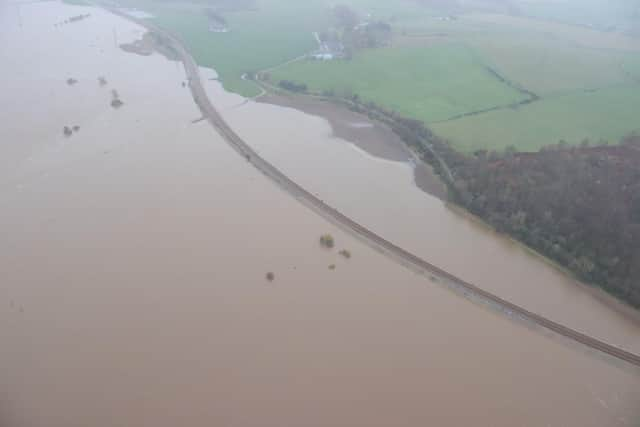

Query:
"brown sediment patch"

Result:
[[413, 161, 448, 199], [259, 93, 410, 162], [258, 93, 448, 199]]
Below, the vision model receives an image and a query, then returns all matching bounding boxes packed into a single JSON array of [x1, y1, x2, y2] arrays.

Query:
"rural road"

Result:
[[106, 6, 640, 369]]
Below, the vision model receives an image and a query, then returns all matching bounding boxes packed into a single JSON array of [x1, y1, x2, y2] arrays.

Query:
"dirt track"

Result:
[[107, 6, 640, 368]]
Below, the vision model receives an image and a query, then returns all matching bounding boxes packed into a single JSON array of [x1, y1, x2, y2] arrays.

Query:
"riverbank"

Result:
[[257, 92, 449, 199], [107, 3, 640, 364], [255, 75, 640, 314]]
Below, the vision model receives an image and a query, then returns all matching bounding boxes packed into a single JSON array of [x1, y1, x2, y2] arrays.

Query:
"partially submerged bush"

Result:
[[63, 126, 72, 136], [319, 234, 335, 249], [110, 89, 124, 108], [339, 249, 351, 259], [266, 272, 275, 282], [328, 264, 336, 270]]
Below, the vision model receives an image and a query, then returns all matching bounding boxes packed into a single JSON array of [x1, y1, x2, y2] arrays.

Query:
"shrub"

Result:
[[319, 234, 335, 249]]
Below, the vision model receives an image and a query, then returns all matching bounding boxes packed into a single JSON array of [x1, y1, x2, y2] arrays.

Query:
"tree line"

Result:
[[339, 93, 640, 308]]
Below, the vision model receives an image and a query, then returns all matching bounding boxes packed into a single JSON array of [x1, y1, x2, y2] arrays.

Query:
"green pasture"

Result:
[[116, 0, 331, 96], [432, 84, 640, 153], [271, 43, 527, 122], [105, 0, 640, 151]]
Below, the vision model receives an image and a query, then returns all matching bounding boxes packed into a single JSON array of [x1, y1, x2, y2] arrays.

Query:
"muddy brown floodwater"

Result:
[[0, 2, 639, 427], [257, 93, 449, 199], [214, 78, 640, 357]]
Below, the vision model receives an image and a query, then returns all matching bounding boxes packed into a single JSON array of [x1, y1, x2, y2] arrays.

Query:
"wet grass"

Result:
[[464, 33, 638, 96], [116, 0, 331, 96], [432, 84, 640, 152], [111, 0, 640, 152], [272, 43, 527, 123]]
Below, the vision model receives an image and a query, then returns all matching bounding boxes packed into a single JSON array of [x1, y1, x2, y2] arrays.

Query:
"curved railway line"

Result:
[[107, 6, 640, 369]]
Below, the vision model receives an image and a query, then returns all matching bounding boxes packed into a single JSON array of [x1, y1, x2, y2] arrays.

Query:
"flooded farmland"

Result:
[[215, 82, 640, 356], [0, 2, 639, 427]]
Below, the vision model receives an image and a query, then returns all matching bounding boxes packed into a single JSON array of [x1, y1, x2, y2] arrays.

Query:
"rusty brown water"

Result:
[[1, 2, 639, 427], [213, 82, 640, 356]]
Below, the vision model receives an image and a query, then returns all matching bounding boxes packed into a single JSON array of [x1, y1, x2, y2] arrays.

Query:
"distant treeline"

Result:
[[278, 80, 308, 93]]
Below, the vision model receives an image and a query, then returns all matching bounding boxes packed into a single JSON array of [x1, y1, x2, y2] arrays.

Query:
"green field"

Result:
[[464, 34, 634, 96], [271, 43, 527, 122], [117, 0, 332, 96], [107, 0, 640, 152], [432, 84, 640, 152]]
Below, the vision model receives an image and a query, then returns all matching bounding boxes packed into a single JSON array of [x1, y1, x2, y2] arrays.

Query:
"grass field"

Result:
[[432, 84, 640, 152], [271, 7, 640, 151], [106, 0, 640, 152], [271, 43, 527, 122], [116, 0, 331, 96], [464, 34, 636, 96]]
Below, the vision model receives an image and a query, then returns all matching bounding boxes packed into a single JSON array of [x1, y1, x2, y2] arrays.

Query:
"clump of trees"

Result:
[[63, 125, 81, 136], [320, 234, 335, 249], [68, 13, 90, 23], [278, 80, 307, 93], [339, 91, 640, 307], [339, 249, 351, 259], [343, 21, 392, 51], [450, 135, 640, 307], [329, 4, 392, 58]]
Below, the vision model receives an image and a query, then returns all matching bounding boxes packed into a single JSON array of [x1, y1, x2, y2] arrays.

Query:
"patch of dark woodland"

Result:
[[451, 135, 640, 308]]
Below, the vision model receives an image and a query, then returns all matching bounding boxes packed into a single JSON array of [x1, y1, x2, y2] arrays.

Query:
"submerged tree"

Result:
[[319, 234, 335, 249]]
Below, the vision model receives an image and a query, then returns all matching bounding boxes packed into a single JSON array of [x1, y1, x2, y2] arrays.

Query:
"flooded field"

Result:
[[211, 79, 640, 356], [1, 2, 639, 427]]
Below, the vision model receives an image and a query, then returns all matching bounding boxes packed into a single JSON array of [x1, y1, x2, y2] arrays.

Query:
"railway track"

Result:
[[106, 6, 640, 369]]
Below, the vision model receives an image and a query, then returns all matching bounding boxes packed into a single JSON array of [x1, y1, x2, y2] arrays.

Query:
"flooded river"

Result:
[[1, 2, 639, 426], [214, 79, 640, 356]]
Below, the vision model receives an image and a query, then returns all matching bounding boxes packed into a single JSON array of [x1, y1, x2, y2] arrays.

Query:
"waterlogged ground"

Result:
[[1, 2, 639, 427]]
